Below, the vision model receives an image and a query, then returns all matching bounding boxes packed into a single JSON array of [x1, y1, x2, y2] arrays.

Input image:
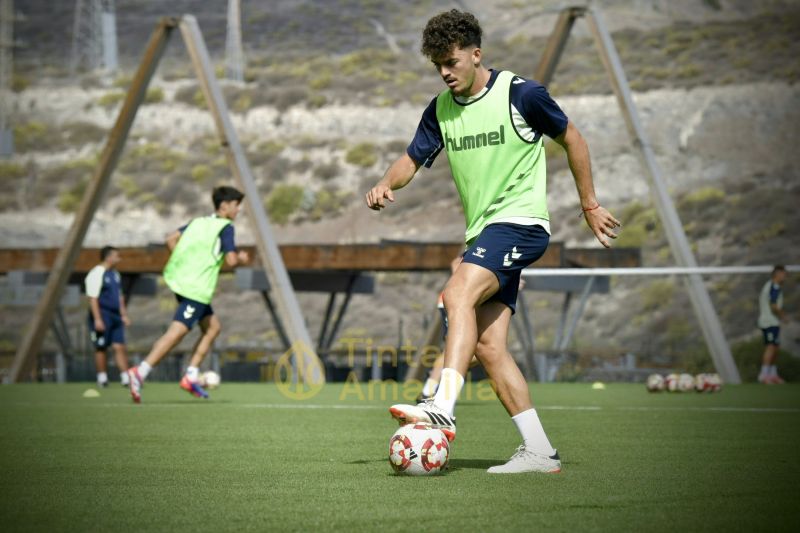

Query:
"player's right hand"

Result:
[[365, 183, 395, 211], [95, 320, 106, 333], [237, 250, 250, 264]]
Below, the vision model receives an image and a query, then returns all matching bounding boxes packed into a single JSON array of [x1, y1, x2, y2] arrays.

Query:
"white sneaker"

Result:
[[389, 399, 456, 442], [487, 445, 561, 474], [127, 367, 143, 404]]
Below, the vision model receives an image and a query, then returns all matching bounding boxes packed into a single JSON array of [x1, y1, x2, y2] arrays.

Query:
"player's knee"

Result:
[[206, 319, 222, 338], [442, 283, 478, 312], [475, 338, 502, 365]]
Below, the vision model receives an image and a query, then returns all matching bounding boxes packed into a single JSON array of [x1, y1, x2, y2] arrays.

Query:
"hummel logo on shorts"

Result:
[[473, 247, 486, 259], [503, 246, 522, 267], [183, 305, 196, 320]]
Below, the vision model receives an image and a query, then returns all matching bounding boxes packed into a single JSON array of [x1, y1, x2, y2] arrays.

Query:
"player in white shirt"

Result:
[[85, 246, 131, 388], [757, 265, 788, 384]]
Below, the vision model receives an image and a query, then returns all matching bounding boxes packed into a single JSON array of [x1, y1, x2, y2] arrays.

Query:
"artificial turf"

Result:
[[0, 381, 798, 532]]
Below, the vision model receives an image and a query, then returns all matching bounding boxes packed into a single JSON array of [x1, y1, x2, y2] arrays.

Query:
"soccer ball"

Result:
[[678, 373, 695, 392], [665, 373, 680, 392], [200, 370, 221, 390], [706, 373, 722, 392], [388, 423, 450, 476], [694, 373, 709, 392], [646, 373, 665, 392], [694, 373, 722, 393]]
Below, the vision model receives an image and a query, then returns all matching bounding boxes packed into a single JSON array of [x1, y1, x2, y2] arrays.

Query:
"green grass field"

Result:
[[1, 382, 799, 532]]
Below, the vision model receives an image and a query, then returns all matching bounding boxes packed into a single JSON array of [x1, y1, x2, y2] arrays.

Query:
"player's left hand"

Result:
[[584, 206, 621, 248], [237, 250, 250, 264], [122, 315, 131, 327]]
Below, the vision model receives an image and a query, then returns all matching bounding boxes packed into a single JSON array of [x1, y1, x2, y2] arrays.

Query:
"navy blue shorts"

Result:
[[173, 293, 214, 330], [461, 223, 550, 313], [762, 326, 780, 345], [88, 310, 125, 350]]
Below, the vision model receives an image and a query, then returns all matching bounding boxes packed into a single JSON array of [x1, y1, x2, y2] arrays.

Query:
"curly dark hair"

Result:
[[421, 9, 483, 59]]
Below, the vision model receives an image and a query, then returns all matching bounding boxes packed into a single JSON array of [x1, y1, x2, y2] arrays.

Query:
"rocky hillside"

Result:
[[2, 0, 799, 380]]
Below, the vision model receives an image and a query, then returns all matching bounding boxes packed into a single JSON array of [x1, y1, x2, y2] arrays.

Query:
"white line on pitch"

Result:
[[239, 403, 382, 410], [617, 406, 800, 413], [5, 402, 799, 414]]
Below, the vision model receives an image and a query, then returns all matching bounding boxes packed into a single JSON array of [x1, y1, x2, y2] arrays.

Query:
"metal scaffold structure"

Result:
[[532, 6, 742, 383], [7, 16, 320, 386]]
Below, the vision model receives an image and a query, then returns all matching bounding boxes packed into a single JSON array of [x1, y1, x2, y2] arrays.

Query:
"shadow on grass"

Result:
[[447, 458, 503, 470], [347, 458, 385, 465]]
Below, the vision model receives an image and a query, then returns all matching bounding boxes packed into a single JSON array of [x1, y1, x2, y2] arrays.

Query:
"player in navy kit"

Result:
[[366, 10, 619, 473], [85, 246, 131, 388]]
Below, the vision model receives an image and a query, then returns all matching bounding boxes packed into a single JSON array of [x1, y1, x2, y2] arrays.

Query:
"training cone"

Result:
[[591, 382, 606, 390], [82, 389, 100, 398]]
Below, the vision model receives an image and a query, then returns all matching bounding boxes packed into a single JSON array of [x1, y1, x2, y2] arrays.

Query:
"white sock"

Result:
[[422, 377, 439, 397], [97, 372, 108, 384], [120, 371, 130, 385], [186, 366, 200, 381], [432, 368, 464, 416], [138, 361, 153, 381], [759, 365, 770, 379], [512, 408, 556, 456], [769, 365, 778, 377]]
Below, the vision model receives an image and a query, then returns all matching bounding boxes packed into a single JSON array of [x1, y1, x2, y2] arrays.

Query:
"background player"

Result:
[[366, 10, 619, 473], [758, 265, 789, 384], [127, 186, 249, 403], [85, 245, 131, 388]]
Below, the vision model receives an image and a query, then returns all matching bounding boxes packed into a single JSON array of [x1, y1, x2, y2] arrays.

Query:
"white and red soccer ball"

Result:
[[648, 372, 722, 392], [389, 423, 450, 475], [200, 370, 221, 390], [694, 373, 722, 392], [646, 373, 665, 392], [664, 373, 680, 392], [678, 373, 695, 392]]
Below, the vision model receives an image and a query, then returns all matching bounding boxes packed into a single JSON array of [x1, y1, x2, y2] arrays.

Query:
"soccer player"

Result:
[[757, 265, 789, 384], [127, 186, 249, 403], [365, 10, 620, 473], [85, 246, 131, 388]]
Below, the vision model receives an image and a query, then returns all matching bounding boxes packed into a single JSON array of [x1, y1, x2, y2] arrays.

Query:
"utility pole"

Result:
[[70, 0, 118, 74], [0, 0, 22, 157], [224, 0, 244, 82]]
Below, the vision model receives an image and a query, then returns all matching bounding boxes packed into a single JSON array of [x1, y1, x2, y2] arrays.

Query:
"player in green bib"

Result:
[[127, 186, 250, 403], [366, 10, 620, 473]]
